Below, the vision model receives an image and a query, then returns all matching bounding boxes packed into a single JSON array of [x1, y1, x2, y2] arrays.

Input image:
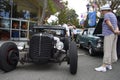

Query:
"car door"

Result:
[[79, 29, 89, 47], [79, 28, 96, 48]]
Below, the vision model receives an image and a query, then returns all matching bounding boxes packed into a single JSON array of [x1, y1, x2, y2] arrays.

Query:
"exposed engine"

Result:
[[53, 37, 64, 50], [29, 33, 65, 62]]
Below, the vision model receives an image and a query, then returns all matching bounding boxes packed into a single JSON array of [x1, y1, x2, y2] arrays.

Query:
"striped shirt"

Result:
[[102, 12, 118, 36]]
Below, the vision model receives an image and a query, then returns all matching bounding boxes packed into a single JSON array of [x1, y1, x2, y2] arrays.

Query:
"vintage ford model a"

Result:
[[0, 25, 78, 74]]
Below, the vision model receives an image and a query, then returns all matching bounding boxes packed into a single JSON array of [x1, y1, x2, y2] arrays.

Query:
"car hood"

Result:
[[92, 18, 104, 40], [93, 18, 103, 35], [87, 34, 104, 41], [88, 35, 101, 39], [94, 34, 104, 39]]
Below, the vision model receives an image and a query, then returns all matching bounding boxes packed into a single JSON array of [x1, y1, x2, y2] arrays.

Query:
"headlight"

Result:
[[56, 42, 64, 50], [98, 39, 102, 42], [54, 36, 64, 50], [17, 42, 25, 50], [96, 39, 102, 48], [97, 42, 101, 48]]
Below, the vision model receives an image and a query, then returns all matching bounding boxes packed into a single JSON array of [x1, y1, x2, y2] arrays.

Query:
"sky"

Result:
[[48, 0, 89, 23], [63, 0, 89, 20]]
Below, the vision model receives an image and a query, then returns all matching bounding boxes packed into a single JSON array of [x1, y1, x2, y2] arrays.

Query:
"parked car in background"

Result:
[[75, 29, 83, 35], [77, 18, 104, 56], [74, 29, 83, 43]]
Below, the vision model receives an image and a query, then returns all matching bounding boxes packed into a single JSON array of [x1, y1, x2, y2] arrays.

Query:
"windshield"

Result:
[[34, 28, 65, 36], [88, 28, 95, 35]]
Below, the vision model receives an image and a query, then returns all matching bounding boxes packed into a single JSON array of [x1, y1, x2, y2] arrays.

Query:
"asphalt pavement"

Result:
[[0, 48, 120, 80]]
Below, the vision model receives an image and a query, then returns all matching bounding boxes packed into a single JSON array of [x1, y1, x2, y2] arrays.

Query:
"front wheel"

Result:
[[69, 41, 78, 75], [64, 37, 69, 51], [0, 42, 19, 72], [88, 44, 95, 56]]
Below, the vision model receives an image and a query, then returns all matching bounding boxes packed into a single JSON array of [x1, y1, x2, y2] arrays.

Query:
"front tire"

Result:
[[69, 41, 78, 75], [64, 37, 69, 51], [88, 44, 95, 56], [0, 42, 19, 72]]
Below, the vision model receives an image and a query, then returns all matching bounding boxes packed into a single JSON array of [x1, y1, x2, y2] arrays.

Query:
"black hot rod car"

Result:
[[0, 25, 78, 74]]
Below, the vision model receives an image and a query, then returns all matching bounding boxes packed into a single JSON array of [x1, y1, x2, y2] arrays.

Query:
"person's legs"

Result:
[[74, 34, 77, 41], [95, 34, 113, 72], [111, 35, 118, 63], [103, 34, 113, 65]]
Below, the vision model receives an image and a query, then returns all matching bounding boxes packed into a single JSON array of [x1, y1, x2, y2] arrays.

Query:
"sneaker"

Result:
[[95, 66, 107, 72], [106, 65, 112, 70]]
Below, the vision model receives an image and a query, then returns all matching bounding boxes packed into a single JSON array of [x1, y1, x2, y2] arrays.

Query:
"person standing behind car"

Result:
[[72, 25, 77, 41], [62, 23, 70, 37], [95, 4, 120, 72]]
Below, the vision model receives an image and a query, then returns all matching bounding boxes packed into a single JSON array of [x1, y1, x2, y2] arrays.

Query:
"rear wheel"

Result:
[[69, 41, 78, 75], [0, 42, 19, 72]]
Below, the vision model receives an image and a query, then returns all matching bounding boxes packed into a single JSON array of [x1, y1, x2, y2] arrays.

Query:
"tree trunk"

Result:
[[38, 0, 48, 25]]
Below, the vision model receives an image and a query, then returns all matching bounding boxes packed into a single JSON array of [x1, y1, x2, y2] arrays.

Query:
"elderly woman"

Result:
[[95, 4, 120, 72]]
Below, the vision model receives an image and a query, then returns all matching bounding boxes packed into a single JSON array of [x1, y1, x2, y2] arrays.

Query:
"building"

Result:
[[0, 0, 64, 41]]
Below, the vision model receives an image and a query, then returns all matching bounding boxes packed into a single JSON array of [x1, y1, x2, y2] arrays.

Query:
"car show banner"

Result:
[[88, 11, 96, 27]]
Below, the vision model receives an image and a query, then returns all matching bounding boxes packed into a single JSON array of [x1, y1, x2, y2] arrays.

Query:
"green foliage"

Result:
[[0, 0, 11, 12], [51, 20, 58, 25], [48, 0, 57, 14], [58, 8, 79, 27], [58, 9, 68, 24], [116, 11, 120, 16]]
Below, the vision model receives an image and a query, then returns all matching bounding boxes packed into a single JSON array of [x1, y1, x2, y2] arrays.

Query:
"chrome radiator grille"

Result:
[[29, 34, 53, 60]]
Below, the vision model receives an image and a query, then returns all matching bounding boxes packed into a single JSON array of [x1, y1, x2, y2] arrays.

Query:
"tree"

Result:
[[38, 0, 64, 25], [66, 9, 79, 26], [38, 0, 48, 25], [91, 0, 120, 14], [58, 9, 67, 24], [58, 8, 79, 27]]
